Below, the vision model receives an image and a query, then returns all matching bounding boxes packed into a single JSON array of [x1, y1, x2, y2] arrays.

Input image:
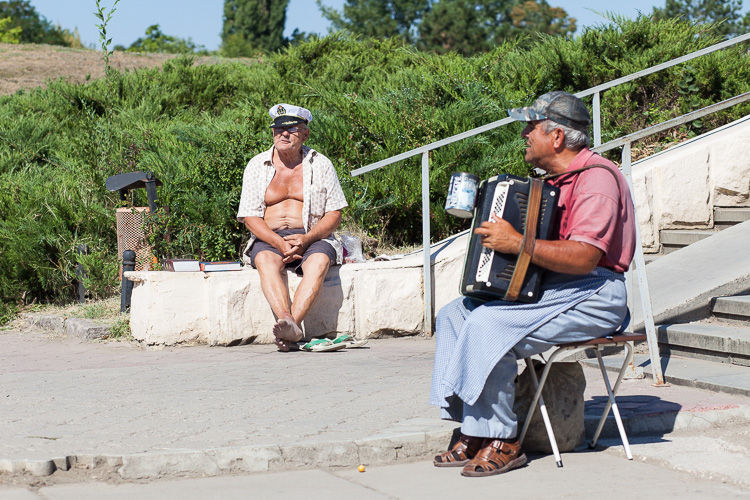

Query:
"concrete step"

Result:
[[656, 322, 750, 366], [715, 207, 750, 229], [592, 352, 750, 398], [713, 295, 750, 323], [660, 229, 718, 253]]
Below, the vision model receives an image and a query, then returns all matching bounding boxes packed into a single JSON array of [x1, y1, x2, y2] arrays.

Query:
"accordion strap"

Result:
[[505, 177, 543, 301]]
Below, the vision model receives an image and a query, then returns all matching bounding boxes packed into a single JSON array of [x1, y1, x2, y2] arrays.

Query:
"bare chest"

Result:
[[265, 164, 304, 206]]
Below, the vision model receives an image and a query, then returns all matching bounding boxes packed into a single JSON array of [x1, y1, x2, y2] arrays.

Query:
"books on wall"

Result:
[[162, 259, 201, 272], [200, 261, 243, 272], [161, 259, 243, 272]]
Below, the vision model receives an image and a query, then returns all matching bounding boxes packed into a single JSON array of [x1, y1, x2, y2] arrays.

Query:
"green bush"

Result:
[[0, 15, 748, 321]]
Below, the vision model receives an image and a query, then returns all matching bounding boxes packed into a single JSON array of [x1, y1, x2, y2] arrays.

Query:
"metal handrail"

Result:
[[594, 91, 750, 153], [352, 32, 750, 177], [349, 33, 750, 363]]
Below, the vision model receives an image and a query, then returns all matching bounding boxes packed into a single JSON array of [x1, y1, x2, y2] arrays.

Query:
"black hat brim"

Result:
[[271, 116, 307, 128]]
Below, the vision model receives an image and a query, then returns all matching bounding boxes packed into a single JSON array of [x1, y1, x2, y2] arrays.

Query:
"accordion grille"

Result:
[[496, 263, 515, 280], [516, 192, 552, 235]]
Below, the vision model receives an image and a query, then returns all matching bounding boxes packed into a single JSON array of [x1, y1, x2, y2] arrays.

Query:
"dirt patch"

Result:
[[0, 43, 253, 96]]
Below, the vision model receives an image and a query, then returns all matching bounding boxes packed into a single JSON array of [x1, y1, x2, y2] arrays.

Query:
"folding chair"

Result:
[[518, 332, 648, 467]]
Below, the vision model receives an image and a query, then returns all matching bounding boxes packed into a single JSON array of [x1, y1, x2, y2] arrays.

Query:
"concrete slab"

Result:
[[660, 229, 717, 246], [20, 452, 750, 500], [335, 454, 748, 499], [714, 295, 750, 318], [714, 207, 750, 223], [37, 470, 388, 500], [0, 489, 42, 500], [657, 322, 750, 356], [596, 353, 750, 397], [630, 219, 750, 330], [3, 330, 750, 482]]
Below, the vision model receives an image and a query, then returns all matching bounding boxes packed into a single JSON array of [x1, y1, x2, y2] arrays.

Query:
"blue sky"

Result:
[[27, 0, 748, 51]]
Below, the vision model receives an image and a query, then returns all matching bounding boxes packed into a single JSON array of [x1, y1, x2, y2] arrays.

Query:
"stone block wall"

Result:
[[126, 233, 468, 346], [632, 115, 750, 252]]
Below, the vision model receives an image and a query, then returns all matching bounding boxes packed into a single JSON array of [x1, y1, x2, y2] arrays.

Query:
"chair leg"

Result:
[[520, 357, 563, 467], [591, 346, 634, 460]]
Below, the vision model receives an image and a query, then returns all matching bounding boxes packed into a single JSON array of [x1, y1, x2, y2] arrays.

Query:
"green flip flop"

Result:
[[332, 334, 369, 349], [301, 338, 347, 352]]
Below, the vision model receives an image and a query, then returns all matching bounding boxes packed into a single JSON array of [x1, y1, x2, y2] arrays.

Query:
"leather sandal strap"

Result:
[[472, 440, 518, 470], [435, 435, 482, 463]]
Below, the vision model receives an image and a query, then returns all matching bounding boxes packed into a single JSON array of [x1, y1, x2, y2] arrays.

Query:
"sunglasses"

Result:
[[272, 126, 304, 134]]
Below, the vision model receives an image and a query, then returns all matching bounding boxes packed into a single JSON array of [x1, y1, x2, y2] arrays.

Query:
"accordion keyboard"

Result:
[[476, 181, 510, 283]]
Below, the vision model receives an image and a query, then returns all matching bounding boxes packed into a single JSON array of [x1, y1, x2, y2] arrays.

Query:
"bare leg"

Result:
[[291, 253, 331, 326], [254, 251, 302, 351]]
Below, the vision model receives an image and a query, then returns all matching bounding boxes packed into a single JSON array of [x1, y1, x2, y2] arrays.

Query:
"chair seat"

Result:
[[556, 333, 647, 349]]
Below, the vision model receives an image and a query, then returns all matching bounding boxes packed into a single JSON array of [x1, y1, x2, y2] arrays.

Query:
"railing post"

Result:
[[422, 151, 433, 335], [621, 142, 667, 386], [593, 91, 602, 148]]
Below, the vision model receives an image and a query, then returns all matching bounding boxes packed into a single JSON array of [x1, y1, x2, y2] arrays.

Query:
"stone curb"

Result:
[[3, 405, 750, 479], [22, 314, 110, 341]]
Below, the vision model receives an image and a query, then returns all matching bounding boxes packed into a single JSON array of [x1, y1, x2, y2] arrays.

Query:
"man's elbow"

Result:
[[569, 243, 603, 274], [328, 210, 343, 229]]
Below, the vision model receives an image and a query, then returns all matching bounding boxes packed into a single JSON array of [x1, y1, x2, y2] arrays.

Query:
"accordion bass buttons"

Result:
[[486, 281, 492, 287], [528, 291, 534, 297]]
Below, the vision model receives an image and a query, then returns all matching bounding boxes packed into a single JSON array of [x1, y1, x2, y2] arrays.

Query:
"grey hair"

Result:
[[542, 119, 590, 150]]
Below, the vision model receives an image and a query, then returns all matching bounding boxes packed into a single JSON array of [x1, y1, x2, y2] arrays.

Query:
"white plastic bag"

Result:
[[340, 233, 366, 263]]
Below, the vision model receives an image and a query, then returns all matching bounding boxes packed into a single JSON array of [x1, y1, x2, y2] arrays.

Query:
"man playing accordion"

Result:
[[431, 91, 636, 477]]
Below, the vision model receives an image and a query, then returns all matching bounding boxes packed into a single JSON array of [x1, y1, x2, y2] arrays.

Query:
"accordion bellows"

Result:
[[460, 174, 559, 303]]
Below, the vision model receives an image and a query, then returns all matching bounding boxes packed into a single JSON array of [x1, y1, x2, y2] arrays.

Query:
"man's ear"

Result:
[[552, 128, 566, 149]]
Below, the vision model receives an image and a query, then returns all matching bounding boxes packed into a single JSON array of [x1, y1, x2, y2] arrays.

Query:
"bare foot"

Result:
[[273, 316, 303, 352]]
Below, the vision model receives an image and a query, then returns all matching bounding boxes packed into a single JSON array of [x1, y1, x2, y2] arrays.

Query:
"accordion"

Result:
[[460, 174, 559, 303]]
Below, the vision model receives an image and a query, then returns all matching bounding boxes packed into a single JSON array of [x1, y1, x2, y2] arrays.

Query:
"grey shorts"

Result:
[[249, 228, 336, 276]]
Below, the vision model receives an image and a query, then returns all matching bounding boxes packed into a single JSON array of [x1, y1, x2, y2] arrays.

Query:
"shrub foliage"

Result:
[[0, 15, 749, 318]]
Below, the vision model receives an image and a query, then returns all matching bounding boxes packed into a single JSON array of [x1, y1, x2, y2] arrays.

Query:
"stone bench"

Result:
[[126, 233, 467, 346]]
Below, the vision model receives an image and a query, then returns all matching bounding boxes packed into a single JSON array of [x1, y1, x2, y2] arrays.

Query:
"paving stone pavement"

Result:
[[2, 327, 750, 485]]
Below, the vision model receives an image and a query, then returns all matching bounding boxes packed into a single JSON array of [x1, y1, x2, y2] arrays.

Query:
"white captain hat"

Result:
[[268, 103, 313, 128]]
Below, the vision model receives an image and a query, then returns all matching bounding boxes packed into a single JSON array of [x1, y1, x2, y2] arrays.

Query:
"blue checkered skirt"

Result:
[[430, 267, 626, 407]]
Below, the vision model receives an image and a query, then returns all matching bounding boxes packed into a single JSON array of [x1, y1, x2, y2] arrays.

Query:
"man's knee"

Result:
[[254, 250, 284, 273], [301, 253, 331, 277], [436, 296, 471, 328]]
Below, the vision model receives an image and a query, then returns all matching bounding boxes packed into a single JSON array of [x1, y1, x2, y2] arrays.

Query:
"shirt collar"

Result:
[[262, 145, 315, 166], [564, 147, 594, 172]]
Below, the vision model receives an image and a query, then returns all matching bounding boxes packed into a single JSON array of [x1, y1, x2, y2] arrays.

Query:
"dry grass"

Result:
[[0, 43, 254, 96], [4, 297, 132, 341]]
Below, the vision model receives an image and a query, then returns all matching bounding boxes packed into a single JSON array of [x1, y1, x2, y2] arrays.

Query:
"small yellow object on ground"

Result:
[[358, 464, 366, 472]]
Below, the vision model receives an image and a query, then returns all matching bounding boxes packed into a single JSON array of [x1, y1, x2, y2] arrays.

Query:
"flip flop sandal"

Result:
[[331, 335, 369, 349], [301, 338, 347, 352]]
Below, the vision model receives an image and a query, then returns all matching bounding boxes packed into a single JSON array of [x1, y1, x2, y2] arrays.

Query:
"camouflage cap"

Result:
[[508, 91, 591, 132]]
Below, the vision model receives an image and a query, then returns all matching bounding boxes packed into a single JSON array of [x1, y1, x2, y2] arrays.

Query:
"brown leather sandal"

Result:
[[433, 434, 484, 467], [461, 438, 527, 477]]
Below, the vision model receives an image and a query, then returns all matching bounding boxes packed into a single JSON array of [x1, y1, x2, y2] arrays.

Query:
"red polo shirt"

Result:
[[546, 148, 636, 273]]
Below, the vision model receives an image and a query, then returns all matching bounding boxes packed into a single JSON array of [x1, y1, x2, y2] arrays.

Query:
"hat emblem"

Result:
[[277, 105, 286, 115]]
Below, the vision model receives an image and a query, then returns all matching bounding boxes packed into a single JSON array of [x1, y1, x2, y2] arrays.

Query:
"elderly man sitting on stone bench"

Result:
[[236, 103, 348, 352]]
